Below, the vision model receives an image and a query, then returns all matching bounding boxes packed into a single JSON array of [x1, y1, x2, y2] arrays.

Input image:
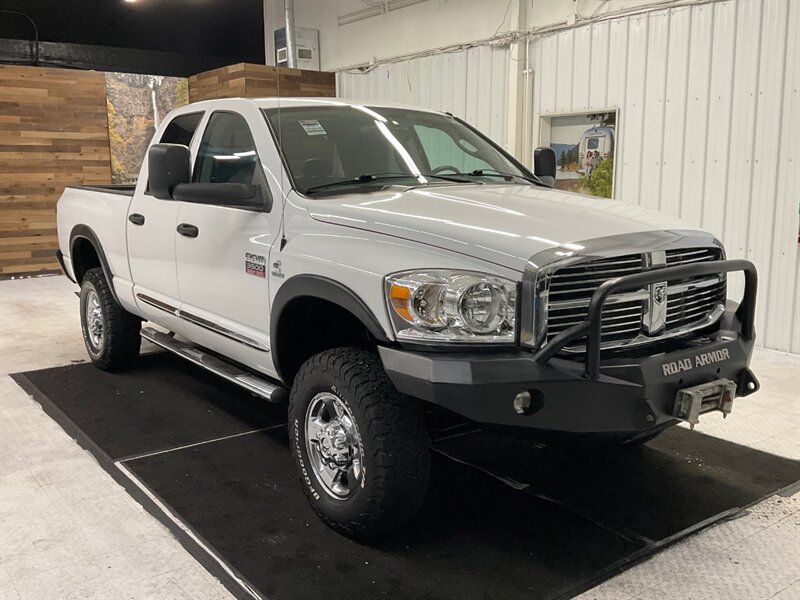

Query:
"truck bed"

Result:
[[57, 184, 136, 286]]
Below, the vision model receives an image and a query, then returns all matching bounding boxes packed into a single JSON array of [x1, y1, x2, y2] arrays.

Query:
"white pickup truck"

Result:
[[56, 98, 759, 538]]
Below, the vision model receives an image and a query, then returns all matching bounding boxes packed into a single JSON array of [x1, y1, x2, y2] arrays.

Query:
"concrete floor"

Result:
[[1, 276, 798, 600]]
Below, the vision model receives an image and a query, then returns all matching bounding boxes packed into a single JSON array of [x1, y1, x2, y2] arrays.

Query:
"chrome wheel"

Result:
[[305, 392, 364, 499], [85, 289, 104, 351]]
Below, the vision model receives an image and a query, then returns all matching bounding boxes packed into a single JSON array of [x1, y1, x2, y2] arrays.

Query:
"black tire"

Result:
[[79, 267, 141, 371], [289, 347, 430, 539]]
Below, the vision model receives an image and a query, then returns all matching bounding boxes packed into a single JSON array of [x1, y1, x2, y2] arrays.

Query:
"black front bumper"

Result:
[[379, 259, 759, 437], [380, 331, 756, 435]]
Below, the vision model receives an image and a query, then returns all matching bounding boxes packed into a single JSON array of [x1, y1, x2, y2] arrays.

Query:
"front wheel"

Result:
[[289, 347, 430, 539], [79, 267, 141, 371]]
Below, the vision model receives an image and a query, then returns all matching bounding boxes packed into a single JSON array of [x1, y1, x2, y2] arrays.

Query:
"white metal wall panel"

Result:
[[722, 0, 761, 279], [639, 11, 669, 213], [618, 14, 648, 206], [747, 0, 788, 337], [336, 45, 509, 148], [571, 24, 592, 110], [556, 31, 575, 112], [700, 0, 737, 232], [762, 0, 798, 353], [686, 8, 716, 226], [659, 7, 691, 218], [529, 0, 800, 353], [588, 20, 611, 108], [537, 32, 559, 115], [606, 18, 629, 109]]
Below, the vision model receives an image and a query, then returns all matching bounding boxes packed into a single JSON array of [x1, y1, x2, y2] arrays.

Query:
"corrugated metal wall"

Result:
[[534, 0, 799, 353], [336, 45, 510, 148], [335, 0, 798, 353]]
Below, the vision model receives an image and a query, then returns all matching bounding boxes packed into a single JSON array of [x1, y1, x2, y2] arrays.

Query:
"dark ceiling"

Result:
[[0, 0, 264, 63]]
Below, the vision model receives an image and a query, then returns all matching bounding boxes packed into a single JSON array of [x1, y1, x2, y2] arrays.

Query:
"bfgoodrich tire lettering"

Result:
[[79, 267, 141, 371], [289, 347, 430, 538]]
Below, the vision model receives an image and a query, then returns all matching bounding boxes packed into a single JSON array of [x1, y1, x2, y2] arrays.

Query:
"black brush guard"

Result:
[[531, 259, 758, 381]]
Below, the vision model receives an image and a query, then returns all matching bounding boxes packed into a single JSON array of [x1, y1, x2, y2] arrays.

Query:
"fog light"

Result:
[[513, 391, 532, 415]]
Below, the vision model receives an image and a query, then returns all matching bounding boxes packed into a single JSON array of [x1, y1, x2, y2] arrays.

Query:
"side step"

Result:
[[141, 327, 287, 403]]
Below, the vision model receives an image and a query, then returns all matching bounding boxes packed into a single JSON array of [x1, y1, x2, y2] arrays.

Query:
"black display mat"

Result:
[[12, 354, 800, 600]]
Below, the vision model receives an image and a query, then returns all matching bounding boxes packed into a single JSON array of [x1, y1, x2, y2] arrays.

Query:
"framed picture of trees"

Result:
[[538, 110, 618, 199]]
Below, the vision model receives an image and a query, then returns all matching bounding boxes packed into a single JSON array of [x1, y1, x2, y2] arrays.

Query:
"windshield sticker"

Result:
[[299, 119, 327, 136]]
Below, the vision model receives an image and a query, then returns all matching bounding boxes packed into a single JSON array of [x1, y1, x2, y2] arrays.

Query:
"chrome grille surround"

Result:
[[520, 231, 727, 354]]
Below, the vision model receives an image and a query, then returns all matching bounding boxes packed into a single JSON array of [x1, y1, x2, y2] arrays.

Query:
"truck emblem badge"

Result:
[[245, 253, 266, 278], [643, 252, 668, 335], [271, 260, 284, 278], [653, 282, 667, 305]]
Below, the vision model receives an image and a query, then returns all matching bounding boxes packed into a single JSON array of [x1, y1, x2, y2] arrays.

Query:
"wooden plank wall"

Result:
[[189, 63, 336, 102], [0, 62, 332, 277], [0, 65, 112, 277], [188, 63, 248, 101]]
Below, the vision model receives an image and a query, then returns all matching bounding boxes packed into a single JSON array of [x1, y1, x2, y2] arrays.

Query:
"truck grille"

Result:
[[545, 247, 725, 353]]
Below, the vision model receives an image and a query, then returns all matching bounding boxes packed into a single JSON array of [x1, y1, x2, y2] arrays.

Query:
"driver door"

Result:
[[174, 110, 281, 374]]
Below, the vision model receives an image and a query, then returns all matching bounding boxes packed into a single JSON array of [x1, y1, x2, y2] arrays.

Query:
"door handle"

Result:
[[128, 213, 145, 226], [177, 223, 199, 238]]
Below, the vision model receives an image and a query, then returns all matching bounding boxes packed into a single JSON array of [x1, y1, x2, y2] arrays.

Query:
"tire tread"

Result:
[[289, 347, 430, 538], [81, 267, 141, 371]]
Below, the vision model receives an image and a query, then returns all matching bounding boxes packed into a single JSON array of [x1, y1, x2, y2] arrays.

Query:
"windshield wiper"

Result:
[[453, 169, 542, 185], [305, 172, 470, 193]]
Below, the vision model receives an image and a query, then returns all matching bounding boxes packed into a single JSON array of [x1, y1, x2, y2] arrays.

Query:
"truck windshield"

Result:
[[263, 105, 537, 195]]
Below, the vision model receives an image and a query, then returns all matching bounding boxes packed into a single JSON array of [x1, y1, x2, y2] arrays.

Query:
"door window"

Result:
[[193, 112, 259, 184], [160, 112, 204, 146], [147, 112, 204, 195]]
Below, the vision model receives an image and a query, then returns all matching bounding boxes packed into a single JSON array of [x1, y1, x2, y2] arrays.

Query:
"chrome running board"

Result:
[[141, 327, 287, 403]]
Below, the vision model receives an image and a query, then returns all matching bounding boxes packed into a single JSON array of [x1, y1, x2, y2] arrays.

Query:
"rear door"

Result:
[[127, 111, 204, 330], [174, 108, 283, 374]]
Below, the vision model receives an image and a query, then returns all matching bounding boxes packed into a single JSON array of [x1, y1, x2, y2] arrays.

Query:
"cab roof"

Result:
[[253, 97, 441, 113], [182, 96, 445, 115]]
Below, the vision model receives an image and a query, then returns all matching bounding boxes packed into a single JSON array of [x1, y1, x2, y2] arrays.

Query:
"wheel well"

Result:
[[71, 237, 101, 283], [274, 297, 374, 385]]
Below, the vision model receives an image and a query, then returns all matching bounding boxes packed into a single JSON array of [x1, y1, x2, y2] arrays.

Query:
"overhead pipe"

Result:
[[283, 0, 297, 68]]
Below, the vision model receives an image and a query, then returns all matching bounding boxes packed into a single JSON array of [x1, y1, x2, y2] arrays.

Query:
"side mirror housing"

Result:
[[533, 147, 557, 188], [148, 143, 191, 200], [171, 183, 270, 211]]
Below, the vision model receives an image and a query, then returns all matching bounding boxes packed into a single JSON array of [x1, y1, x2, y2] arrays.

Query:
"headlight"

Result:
[[385, 270, 517, 344]]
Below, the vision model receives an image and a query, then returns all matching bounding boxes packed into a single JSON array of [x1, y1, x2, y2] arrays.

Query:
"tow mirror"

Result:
[[533, 147, 557, 188], [148, 143, 191, 200]]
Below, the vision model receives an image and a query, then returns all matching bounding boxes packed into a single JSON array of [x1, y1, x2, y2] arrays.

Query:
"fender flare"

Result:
[[270, 275, 392, 379], [69, 224, 120, 304]]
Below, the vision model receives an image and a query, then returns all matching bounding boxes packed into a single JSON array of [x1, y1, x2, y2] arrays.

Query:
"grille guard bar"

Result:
[[531, 259, 758, 381]]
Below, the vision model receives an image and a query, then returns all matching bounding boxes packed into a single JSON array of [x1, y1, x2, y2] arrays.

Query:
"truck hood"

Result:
[[306, 184, 701, 272]]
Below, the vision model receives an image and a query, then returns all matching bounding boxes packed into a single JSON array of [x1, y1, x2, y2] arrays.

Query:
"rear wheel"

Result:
[[79, 267, 141, 371], [289, 347, 430, 539]]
